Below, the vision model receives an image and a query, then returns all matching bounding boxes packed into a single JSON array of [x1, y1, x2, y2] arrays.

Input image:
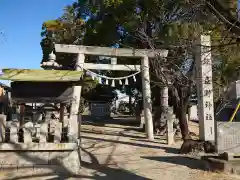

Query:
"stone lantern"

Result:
[[40, 51, 62, 70]]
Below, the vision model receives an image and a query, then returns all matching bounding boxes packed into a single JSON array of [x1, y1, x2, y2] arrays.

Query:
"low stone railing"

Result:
[[0, 114, 81, 174], [0, 114, 80, 150]]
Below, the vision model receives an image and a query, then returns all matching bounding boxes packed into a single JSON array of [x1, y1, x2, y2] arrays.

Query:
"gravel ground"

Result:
[[0, 119, 239, 180]]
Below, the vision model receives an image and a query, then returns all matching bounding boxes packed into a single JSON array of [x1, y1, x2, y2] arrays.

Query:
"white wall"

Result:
[[189, 105, 199, 121], [115, 90, 135, 109]]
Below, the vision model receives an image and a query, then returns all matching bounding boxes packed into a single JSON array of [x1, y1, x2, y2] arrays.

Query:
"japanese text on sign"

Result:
[[204, 89, 212, 97], [205, 101, 213, 110], [205, 114, 213, 121], [204, 76, 211, 84]]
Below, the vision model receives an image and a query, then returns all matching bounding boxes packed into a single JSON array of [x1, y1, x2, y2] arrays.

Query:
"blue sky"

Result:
[[0, 0, 74, 84]]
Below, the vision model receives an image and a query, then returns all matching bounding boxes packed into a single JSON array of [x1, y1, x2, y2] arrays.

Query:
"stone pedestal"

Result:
[[0, 149, 81, 175], [60, 150, 81, 174]]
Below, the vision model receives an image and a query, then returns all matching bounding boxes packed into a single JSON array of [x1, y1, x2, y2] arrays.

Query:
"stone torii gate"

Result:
[[54, 44, 168, 141]]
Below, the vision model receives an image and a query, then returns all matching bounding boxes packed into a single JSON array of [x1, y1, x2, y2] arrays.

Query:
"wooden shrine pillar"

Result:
[[71, 53, 84, 115], [70, 53, 84, 142], [141, 55, 154, 141]]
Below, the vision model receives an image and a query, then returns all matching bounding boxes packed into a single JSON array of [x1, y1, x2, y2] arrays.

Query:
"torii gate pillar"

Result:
[[141, 56, 154, 141]]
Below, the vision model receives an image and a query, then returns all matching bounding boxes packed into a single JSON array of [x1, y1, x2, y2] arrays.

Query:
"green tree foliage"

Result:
[[40, 0, 240, 139], [40, 4, 99, 103], [40, 0, 240, 91], [206, 0, 240, 101]]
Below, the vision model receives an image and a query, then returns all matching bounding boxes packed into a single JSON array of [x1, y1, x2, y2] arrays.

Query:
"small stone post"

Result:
[[167, 108, 175, 145]]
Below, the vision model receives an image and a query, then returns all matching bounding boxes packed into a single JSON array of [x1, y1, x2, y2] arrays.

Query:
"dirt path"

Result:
[[0, 120, 239, 180], [77, 122, 240, 180]]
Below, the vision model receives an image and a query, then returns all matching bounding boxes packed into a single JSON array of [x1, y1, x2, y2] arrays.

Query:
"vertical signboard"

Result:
[[196, 35, 215, 142]]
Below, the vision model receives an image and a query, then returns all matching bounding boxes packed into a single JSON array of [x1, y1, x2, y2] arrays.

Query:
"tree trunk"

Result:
[[178, 87, 190, 140], [153, 106, 162, 132], [136, 97, 145, 128], [153, 87, 168, 133], [187, 105, 191, 123]]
